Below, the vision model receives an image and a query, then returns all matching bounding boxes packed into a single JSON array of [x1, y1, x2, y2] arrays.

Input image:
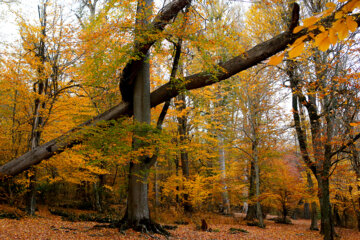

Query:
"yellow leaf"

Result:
[[333, 19, 349, 40], [350, 122, 360, 127], [333, 19, 343, 31], [326, 2, 336, 9], [293, 35, 307, 46], [315, 31, 328, 46], [303, 16, 318, 27], [329, 28, 338, 44], [318, 37, 331, 51], [268, 52, 285, 66], [346, 16, 358, 32], [344, 0, 360, 12], [289, 42, 305, 59], [338, 25, 349, 40], [293, 26, 304, 33], [335, 11, 343, 19]]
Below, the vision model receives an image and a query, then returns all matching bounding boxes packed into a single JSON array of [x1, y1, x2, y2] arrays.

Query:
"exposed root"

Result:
[[117, 218, 170, 237], [310, 226, 319, 231]]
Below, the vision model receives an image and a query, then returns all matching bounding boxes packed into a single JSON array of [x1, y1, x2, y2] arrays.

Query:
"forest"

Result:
[[0, 0, 360, 239]]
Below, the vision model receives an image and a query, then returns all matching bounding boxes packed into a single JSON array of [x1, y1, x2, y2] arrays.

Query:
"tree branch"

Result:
[[330, 132, 360, 158]]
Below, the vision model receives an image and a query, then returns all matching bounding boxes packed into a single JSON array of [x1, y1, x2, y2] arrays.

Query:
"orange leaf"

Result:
[[326, 2, 336, 9], [328, 28, 338, 44], [293, 26, 304, 33], [268, 52, 285, 66], [346, 16, 358, 32], [289, 42, 305, 59], [315, 31, 330, 51], [303, 16, 318, 27]]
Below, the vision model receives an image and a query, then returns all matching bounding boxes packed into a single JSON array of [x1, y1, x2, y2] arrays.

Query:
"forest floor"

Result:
[[0, 205, 359, 240]]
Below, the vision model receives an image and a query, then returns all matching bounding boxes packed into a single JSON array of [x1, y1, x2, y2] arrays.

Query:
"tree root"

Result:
[[117, 218, 170, 237]]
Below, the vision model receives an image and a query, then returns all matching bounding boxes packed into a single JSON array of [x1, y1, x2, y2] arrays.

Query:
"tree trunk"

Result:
[[176, 93, 192, 213], [254, 148, 264, 228], [154, 162, 159, 210], [317, 174, 334, 240], [122, 0, 154, 228], [245, 160, 257, 220], [333, 204, 342, 227], [25, 168, 37, 215], [307, 171, 318, 230], [303, 202, 310, 219], [125, 162, 151, 226], [218, 137, 230, 214], [124, 47, 152, 225], [282, 202, 288, 223]]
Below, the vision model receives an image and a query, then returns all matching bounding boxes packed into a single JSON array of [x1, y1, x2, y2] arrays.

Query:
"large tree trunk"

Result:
[[125, 47, 152, 222], [122, 51, 160, 230], [122, 0, 154, 228], [317, 174, 334, 240], [307, 171, 319, 230], [126, 162, 151, 226], [122, 48, 169, 235]]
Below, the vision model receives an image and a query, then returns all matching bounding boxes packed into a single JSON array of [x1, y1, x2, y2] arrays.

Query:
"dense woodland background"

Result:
[[0, 0, 360, 239]]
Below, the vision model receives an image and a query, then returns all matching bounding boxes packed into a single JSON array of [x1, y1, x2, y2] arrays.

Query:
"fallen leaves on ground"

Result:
[[0, 209, 359, 239]]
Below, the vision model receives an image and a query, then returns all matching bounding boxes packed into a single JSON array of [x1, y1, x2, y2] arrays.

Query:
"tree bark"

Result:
[[245, 160, 257, 220], [317, 173, 334, 240], [218, 137, 230, 214], [307, 171, 319, 230], [254, 140, 264, 228], [124, 52, 154, 227], [123, 0, 153, 227], [176, 93, 192, 213]]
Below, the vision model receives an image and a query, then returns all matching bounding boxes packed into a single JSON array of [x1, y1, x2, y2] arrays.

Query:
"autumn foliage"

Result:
[[0, 0, 360, 240]]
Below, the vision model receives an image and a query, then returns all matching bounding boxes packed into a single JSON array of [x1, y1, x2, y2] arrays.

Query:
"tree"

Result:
[[288, 31, 360, 240]]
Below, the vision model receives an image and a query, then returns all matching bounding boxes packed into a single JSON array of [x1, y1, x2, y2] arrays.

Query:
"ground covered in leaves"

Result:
[[0, 206, 359, 239]]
